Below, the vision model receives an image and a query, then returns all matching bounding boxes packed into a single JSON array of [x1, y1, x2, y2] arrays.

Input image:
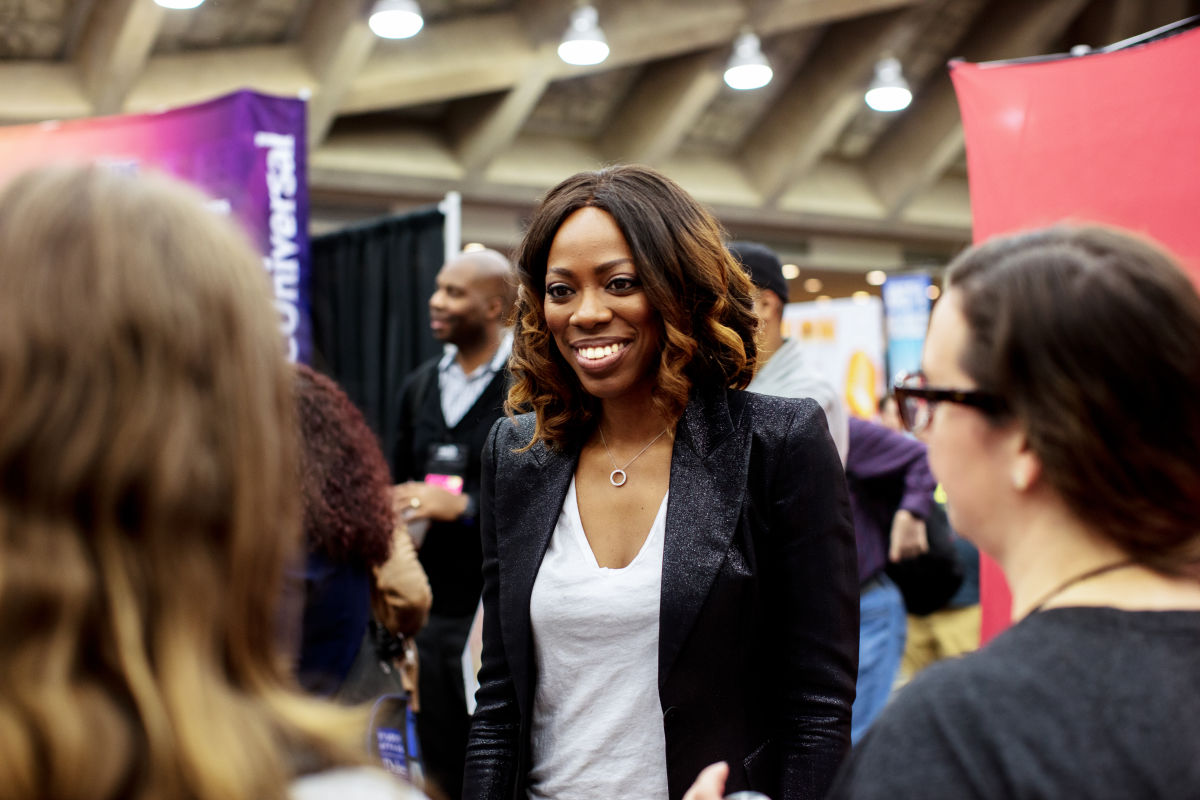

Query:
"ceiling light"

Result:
[[927, 284, 941, 300], [558, 5, 609, 66], [462, 242, 486, 252], [865, 57, 912, 112], [803, 278, 823, 293], [154, 0, 204, 8], [781, 263, 800, 280], [369, 0, 424, 40], [866, 269, 887, 286], [724, 31, 772, 91]]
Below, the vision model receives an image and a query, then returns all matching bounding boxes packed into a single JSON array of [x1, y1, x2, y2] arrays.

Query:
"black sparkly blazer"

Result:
[[463, 388, 859, 800]]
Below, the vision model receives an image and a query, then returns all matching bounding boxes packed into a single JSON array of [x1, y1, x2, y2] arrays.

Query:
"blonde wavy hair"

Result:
[[0, 165, 364, 800], [507, 165, 759, 449]]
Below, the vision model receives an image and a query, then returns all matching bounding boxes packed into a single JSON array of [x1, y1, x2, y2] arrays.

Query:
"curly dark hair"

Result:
[[294, 364, 394, 567], [947, 225, 1200, 575], [507, 165, 759, 449]]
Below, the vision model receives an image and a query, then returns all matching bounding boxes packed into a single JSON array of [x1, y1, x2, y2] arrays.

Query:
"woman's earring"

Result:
[[1011, 458, 1037, 492]]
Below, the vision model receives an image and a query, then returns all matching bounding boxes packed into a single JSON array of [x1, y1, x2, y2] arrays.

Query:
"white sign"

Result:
[[781, 297, 886, 418]]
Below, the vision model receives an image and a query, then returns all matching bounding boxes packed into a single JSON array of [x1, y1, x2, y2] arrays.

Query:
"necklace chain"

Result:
[[598, 426, 668, 488], [1028, 559, 1138, 614]]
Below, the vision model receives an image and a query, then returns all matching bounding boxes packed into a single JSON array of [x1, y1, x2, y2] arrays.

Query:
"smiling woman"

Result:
[[543, 206, 661, 404], [463, 165, 859, 800]]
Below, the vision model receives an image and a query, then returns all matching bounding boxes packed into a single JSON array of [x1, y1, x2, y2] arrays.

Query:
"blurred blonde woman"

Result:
[[0, 165, 417, 800]]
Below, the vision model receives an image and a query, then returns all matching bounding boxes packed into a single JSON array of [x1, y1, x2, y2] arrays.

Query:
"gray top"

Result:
[[828, 606, 1200, 799], [747, 338, 847, 464]]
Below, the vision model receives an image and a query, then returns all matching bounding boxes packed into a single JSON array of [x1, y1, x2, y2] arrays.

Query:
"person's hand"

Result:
[[392, 481, 468, 523], [888, 508, 928, 562], [683, 761, 729, 800]]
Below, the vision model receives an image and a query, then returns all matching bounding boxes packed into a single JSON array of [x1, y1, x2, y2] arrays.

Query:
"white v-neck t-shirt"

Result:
[[526, 477, 670, 800]]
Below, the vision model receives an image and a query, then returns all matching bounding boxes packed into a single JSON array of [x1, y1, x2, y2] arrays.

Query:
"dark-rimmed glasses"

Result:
[[892, 371, 1007, 434]]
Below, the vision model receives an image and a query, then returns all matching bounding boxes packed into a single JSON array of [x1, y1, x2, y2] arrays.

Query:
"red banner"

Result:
[[951, 23, 1200, 642]]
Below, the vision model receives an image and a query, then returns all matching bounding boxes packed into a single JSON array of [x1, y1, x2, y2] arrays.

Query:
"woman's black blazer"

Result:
[[463, 389, 859, 800]]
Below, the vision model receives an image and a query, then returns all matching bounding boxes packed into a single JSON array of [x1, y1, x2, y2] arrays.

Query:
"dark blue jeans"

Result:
[[851, 574, 907, 744]]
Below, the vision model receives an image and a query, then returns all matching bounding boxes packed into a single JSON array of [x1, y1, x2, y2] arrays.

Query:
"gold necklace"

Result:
[[598, 426, 668, 487], [1028, 559, 1138, 614]]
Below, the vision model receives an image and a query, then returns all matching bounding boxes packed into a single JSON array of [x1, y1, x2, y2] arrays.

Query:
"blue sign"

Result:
[[881, 273, 931, 388]]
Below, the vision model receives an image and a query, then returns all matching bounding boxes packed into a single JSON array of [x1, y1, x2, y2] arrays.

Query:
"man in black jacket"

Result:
[[393, 247, 514, 800]]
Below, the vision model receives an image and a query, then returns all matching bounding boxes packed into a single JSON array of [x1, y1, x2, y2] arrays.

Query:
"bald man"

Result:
[[392, 249, 515, 800]]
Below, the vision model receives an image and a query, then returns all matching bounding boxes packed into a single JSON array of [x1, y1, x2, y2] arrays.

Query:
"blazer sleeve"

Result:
[[771, 401, 859, 799], [462, 418, 522, 800]]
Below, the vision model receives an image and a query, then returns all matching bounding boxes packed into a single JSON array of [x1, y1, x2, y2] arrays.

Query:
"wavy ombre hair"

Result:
[[0, 166, 362, 800], [507, 165, 758, 448]]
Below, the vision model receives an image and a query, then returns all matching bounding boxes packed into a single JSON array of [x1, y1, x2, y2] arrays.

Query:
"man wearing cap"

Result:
[[730, 241, 930, 743], [729, 241, 847, 461]]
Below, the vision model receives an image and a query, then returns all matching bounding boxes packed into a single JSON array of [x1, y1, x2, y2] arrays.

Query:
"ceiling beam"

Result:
[[124, 45, 314, 113], [311, 155, 970, 248], [1146, 0, 1194, 29], [312, 128, 972, 243], [74, 0, 165, 115], [863, 0, 1090, 219], [450, 49, 558, 179], [343, 11, 537, 113], [742, 10, 913, 204], [756, 0, 924, 35], [1090, 0, 1149, 45], [514, 0, 574, 47], [0, 63, 91, 123], [1070, 0, 1180, 49], [79, 0, 937, 127], [299, 0, 379, 148], [599, 49, 725, 165], [339, 0, 928, 118]]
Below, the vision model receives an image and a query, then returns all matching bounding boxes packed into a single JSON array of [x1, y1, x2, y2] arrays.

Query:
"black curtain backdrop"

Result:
[[309, 206, 445, 474]]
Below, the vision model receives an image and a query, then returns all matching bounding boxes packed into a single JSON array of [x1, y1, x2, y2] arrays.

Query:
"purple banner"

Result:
[[0, 90, 311, 363]]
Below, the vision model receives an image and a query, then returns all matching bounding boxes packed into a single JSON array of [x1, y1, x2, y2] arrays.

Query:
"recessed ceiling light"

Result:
[[724, 32, 773, 91], [865, 57, 912, 112], [558, 5, 609, 66], [369, 0, 424, 40]]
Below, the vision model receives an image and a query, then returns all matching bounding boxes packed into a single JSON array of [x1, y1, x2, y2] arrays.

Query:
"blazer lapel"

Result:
[[493, 429, 576, 718], [659, 389, 750, 690]]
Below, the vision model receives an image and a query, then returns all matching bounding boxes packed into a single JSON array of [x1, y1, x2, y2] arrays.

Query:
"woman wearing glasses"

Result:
[[685, 223, 1200, 800], [821, 225, 1200, 798]]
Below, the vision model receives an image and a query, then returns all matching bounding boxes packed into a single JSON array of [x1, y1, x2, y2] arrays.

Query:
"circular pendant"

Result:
[[609, 468, 627, 487]]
